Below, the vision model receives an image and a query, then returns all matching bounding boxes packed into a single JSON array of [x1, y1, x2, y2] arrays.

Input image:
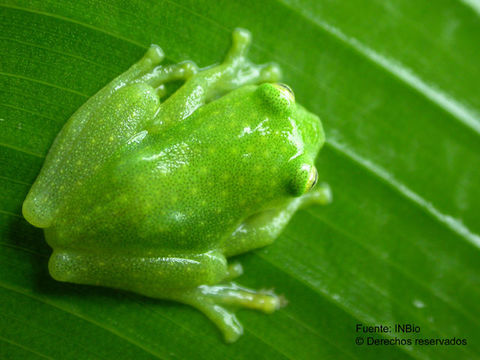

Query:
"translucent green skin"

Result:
[[23, 29, 329, 342]]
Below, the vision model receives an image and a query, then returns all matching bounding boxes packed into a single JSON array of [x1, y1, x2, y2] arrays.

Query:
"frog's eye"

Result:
[[308, 167, 318, 190], [289, 164, 318, 196], [256, 83, 295, 115], [272, 83, 295, 103]]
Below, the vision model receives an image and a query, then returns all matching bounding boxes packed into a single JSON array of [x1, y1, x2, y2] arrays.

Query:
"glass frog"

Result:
[[23, 29, 331, 342]]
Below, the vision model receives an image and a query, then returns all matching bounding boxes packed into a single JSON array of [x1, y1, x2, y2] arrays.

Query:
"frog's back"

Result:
[[40, 91, 293, 255], [23, 83, 159, 228]]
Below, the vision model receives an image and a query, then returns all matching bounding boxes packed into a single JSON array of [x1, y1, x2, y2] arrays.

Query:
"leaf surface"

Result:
[[1, 0, 479, 359]]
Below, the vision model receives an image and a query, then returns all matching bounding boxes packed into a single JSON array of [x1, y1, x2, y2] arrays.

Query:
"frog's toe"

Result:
[[141, 44, 165, 68], [225, 28, 252, 61], [302, 182, 332, 207], [259, 63, 282, 83], [195, 302, 244, 343], [198, 283, 285, 313], [178, 60, 199, 78], [175, 282, 284, 342], [233, 27, 251, 46], [136, 61, 199, 88]]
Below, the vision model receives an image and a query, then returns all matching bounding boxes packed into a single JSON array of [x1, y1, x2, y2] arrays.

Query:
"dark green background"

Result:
[[1, 1, 479, 359]]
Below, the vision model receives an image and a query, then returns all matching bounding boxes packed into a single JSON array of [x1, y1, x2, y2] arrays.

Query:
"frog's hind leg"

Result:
[[92, 45, 166, 102], [64, 45, 166, 113], [170, 282, 285, 343], [59, 45, 165, 130]]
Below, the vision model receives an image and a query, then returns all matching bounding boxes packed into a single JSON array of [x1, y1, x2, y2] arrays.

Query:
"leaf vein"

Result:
[[0, 71, 89, 98], [0, 334, 53, 359], [0, 281, 168, 360]]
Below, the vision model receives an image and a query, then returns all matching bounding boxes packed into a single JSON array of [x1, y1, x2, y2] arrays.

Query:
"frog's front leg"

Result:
[[132, 60, 198, 98], [223, 184, 332, 257], [153, 29, 281, 130]]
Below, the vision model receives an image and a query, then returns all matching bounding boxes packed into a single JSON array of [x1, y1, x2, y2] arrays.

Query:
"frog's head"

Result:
[[255, 82, 325, 197]]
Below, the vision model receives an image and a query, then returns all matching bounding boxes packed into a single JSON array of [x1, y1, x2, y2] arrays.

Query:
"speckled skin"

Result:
[[23, 29, 330, 342]]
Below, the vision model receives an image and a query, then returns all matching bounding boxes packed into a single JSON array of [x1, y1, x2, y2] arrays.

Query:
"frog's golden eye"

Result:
[[289, 164, 318, 196], [307, 167, 318, 191], [272, 83, 295, 103]]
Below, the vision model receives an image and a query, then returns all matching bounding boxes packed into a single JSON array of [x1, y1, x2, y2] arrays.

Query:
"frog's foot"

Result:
[[216, 28, 281, 92], [301, 182, 332, 207], [134, 61, 199, 94], [172, 282, 286, 343], [224, 28, 252, 64], [124, 45, 198, 98]]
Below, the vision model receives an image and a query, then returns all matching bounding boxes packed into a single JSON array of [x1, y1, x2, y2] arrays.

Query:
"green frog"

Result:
[[23, 28, 330, 342]]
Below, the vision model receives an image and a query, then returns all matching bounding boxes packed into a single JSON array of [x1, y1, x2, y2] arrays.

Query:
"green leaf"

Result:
[[1, 0, 479, 359]]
